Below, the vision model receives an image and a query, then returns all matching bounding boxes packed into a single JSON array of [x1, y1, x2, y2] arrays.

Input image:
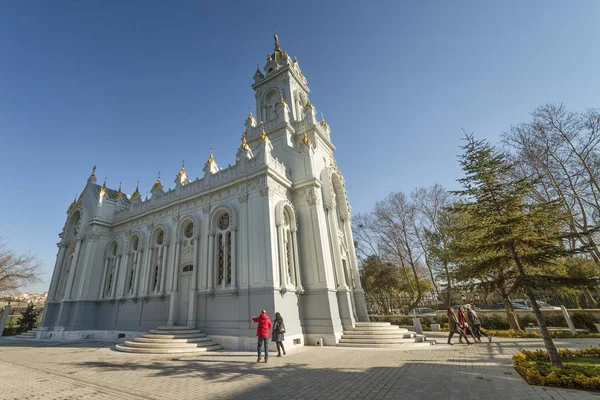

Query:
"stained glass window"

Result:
[[184, 223, 193, 238], [218, 213, 229, 230], [226, 232, 232, 285], [217, 234, 224, 285]]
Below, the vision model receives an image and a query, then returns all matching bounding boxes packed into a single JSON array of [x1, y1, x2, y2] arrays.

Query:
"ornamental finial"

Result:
[[320, 113, 328, 128], [260, 125, 269, 142], [241, 131, 250, 150], [99, 177, 107, 196], [89, 165, 97, 181], [153, 172, 162, 190], [115, 182, 123, 200], [131, 181, 141, 199], [300, 132, 312, 148], [177, 160, 186, 178], [207, 148, 215, 165], [274, 30, 280, 51]]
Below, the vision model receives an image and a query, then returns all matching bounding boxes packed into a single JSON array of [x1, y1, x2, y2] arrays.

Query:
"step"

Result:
[[339, 338, 415, 344], [115, 344, 222, 354], [156, 325, 198, 331], [341, 334, 415, 340], [122, 341, 206, 349], [337, 342, 433, 348], [354, 322, 392, 327], [344, 329, 411, 335], [149, 329, 204, 335], [351, 326, 406, 331], [142, 333, 207, 339], [132, 336, 208, 344]]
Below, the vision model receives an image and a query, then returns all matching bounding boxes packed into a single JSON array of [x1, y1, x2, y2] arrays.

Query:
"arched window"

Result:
[[276, 202, 301, 291], [126, 235, 139, 296], [150, 229, 165, 293], [103, 241, 118, 298], [215, 212, 232, 288]]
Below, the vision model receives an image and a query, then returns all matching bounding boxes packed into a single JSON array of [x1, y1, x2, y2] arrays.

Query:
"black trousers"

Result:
[[276, 341, 286, 354]]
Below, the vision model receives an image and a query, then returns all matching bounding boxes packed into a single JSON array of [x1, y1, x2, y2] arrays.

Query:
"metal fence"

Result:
[[367, 289, 599, 315]]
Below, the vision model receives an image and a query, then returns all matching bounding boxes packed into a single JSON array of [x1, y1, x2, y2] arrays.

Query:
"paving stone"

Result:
[[0, 333, 598, 399]]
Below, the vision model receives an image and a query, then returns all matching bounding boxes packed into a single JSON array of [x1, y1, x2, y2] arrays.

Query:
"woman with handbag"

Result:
[[272, 312, 286, 356]]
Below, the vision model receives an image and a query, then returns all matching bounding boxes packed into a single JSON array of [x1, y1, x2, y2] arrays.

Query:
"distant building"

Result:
[[40, 35, 368, 348]]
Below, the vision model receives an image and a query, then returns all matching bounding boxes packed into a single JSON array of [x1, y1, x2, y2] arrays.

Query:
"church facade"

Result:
[[39, 35, 369, 349]]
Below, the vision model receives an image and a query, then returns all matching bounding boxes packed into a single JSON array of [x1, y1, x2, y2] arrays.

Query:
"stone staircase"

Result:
[[13, 328, 39, 339], [338, 322, 435, 348], [116, 326, 222, 354]]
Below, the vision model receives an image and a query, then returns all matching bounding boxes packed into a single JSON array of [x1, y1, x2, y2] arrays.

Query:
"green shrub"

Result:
[[513, 347, 600, 390], [543, 314, 568, 328], [518, 315, 537, 328], [479, 314, 509, 330], [571, 312, 600, 331]]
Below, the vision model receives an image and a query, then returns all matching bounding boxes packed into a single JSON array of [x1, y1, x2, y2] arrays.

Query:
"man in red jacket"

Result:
[[252, 309, 272, 363]]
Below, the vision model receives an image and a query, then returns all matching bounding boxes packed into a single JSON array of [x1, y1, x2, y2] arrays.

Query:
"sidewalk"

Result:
[[1, 335, 598, 400]]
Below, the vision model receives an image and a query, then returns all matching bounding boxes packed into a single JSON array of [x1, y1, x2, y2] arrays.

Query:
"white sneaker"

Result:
[[488, 336, 493, 343]]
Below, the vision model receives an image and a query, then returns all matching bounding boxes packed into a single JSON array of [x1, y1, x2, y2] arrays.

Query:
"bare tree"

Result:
[[0, 237, 42, 294], [503, 104, 600, 307], [503, 104, 600, 262], [411, 185, 456, 304]]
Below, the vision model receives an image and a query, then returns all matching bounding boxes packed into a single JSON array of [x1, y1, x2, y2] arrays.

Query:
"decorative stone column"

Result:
[[47, 244, 68, 301], [167, 240, 182, 326], [188, 236, 200, 327], [342, 219, 369, 322], [159, 245, 168, 294], [63, 237, 84, 300]]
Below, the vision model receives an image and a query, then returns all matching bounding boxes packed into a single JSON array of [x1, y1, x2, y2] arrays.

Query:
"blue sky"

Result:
[[1, 1, 599, 292]]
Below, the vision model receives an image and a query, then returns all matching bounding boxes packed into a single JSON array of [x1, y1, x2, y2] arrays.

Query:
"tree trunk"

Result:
[[525, 288, 563, 367], [508, 243, 563, 367], [500, 292, 521, 331], [443, 261, 452, 306]]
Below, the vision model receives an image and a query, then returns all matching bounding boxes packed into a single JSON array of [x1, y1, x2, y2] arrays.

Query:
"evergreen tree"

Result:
[[18, 303, 39, 334], [450, 135, 589, 367]]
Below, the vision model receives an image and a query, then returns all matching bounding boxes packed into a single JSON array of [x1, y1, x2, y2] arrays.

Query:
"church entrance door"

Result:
[[177, 265, 193, 326]]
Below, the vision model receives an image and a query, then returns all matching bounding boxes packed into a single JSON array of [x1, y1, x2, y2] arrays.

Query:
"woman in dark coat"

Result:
[[447, 307, 472, 345], [272, 312, 286, 356]]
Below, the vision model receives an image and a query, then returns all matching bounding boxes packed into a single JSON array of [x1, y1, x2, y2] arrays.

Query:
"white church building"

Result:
[[40, 34, 369, 349]]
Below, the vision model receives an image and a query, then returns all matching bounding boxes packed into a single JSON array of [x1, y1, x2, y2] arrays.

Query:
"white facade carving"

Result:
[[40, 34, 368, 348]]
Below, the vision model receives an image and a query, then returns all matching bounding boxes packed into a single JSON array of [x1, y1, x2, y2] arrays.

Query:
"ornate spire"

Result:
[[300, 132, 312, 148], [99, 177, 107, 196], [260, 126, 269, 142], [274, 30, 280, 51], [153, 172, 162, 190], [279, 91, 286, 105], [131, 181, 141, 199], [115, 182, 123, 200], [305, 99, 313, 108], [294, 56, 298, 64], [206, 148, 216, 165], [177, 161, 187, 179], [320, 113, 329, 128], [89, 165, 97, 181], [241, 132, 250, 150], [247, 108, 255, 123]]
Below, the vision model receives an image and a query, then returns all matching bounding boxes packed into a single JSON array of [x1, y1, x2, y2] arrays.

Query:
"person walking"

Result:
[[447, 307, 472, 345], [252, 309, 272, 363], [272, 312, 286, 356], [465, 304, 492, 343], [458, 306, 478, 343]]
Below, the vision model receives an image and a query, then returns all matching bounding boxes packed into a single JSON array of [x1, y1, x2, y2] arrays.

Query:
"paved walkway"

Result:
[[0, 333, 599, 400]]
